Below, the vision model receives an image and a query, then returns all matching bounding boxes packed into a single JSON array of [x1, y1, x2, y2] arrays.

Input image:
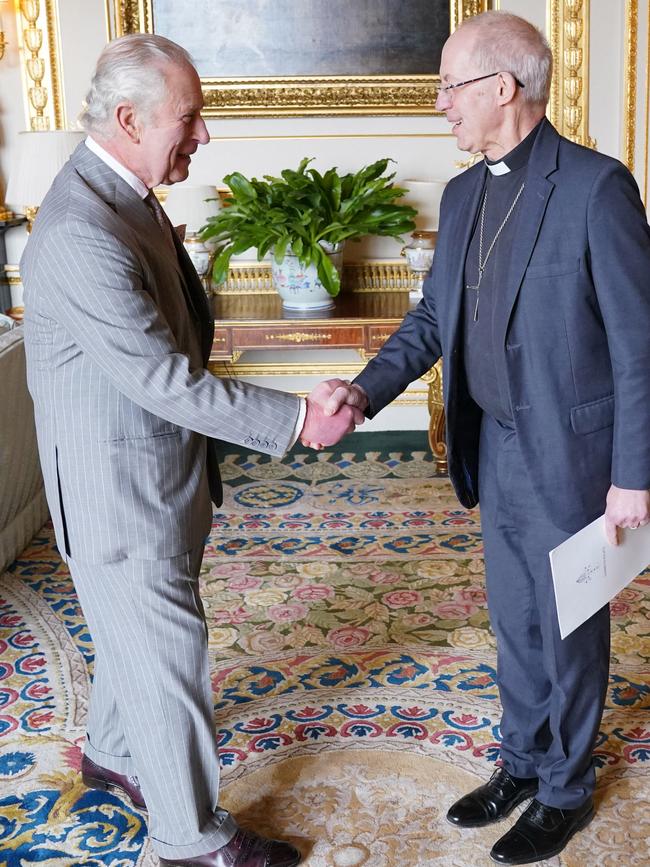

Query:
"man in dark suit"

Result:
[[21, 33, 359, 867], [310, 10, 650, 865]]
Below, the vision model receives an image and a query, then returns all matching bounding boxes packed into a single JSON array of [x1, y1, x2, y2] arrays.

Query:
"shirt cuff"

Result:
[[288, 398, 307, 449]]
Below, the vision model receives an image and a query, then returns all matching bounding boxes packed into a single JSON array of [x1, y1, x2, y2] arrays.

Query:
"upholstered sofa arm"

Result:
[[0, 326, 48, 574]]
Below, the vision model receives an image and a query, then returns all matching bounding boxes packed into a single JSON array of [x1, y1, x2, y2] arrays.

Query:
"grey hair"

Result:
[[457, 11, 552, 106], [79, 33, 193, 136]]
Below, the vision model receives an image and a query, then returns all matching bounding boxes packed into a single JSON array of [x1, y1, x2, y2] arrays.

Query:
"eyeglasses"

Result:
[[438, 71, 525, 94]]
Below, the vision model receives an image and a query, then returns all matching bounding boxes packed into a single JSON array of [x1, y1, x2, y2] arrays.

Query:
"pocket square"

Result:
[[174, 224, 187, 243]]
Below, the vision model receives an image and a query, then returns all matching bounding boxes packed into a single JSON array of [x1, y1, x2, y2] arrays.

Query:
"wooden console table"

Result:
[[210, 290, 447, 473]]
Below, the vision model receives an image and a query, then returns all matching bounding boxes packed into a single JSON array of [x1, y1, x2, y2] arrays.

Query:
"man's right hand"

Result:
[[299, 398, 357, 449], [299, 379, 369, 449]]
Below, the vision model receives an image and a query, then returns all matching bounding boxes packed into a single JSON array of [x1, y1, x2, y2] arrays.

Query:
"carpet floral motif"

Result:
[[1, 432, 649, 865]]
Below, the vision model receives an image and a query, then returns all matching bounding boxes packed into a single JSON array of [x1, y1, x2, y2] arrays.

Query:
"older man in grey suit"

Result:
[[21, 34, 358, 867]]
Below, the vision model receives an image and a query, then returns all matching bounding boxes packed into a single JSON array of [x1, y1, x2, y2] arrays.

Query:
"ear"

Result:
[[496, 72, 519, 106], [115, 102, 142, 143]]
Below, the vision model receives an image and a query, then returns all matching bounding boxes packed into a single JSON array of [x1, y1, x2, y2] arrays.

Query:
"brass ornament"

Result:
[[265, 332, 333, 344]]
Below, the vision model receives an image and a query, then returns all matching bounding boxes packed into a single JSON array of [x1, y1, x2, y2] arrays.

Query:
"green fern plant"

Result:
[[200, 157, 417, 297]]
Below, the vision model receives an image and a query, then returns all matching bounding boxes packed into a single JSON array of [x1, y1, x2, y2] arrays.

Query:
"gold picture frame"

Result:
[[115, 0, 492, 118]]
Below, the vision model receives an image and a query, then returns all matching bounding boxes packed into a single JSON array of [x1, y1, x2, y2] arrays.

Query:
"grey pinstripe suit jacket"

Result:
[[21, 143, 301, 564]]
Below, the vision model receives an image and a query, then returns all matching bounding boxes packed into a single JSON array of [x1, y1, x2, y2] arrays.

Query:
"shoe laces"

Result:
[[486, 768, 513, 796]]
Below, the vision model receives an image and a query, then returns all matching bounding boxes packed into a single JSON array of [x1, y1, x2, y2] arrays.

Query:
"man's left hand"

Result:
[[604, 484, 650, 546]]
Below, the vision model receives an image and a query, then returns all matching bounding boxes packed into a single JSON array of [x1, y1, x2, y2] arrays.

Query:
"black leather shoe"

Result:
[[158, 827, 301, 866], [81, 754, 146, 811], [446, 768, 538, 828], [490, 797, 595, 864]]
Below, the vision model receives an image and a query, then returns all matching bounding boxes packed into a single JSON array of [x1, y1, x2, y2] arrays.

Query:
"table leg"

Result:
[[424, 359, 447, 475]]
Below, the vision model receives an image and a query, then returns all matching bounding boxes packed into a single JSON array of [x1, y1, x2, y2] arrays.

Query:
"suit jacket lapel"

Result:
[[71, 143, 213, 354], [71, 142, 186, 282], [443, 164, 487, 351], [499, 120, 559, 338]]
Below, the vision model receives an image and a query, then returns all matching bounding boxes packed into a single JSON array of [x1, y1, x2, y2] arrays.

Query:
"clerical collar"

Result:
[[484, 118, 545, 175]]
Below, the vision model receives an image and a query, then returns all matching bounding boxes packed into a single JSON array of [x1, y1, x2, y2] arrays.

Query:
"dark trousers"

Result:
[[478, 413, 610, 808]]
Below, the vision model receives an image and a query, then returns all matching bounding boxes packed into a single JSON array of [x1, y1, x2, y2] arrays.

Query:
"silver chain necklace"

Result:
[[466, 181, 525, 321]]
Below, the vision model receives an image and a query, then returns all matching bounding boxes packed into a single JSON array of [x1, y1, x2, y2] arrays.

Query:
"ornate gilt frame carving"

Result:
[[15, 0, 65, 130], [548, 0, 594, 148], [114, 0, 492, 118], [623, 0, 639, 173]]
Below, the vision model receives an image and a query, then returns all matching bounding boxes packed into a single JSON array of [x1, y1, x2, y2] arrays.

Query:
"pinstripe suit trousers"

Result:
[[68, 547, 238, 859]]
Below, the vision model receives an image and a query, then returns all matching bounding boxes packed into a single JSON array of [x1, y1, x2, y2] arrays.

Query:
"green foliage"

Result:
[[201, 157, 417, 296]]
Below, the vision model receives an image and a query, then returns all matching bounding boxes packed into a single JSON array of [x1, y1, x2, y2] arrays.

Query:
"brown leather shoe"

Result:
[[81, 754, 146, 811], [158, 828, 301, 867]]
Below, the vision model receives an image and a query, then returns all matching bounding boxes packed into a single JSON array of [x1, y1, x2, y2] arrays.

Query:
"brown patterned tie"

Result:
[[144, 190, 176, 252]]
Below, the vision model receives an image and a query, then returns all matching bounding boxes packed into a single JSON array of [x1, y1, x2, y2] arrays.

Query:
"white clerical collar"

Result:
[[86, 136, 150, 199], [485, 159, 511, 176]]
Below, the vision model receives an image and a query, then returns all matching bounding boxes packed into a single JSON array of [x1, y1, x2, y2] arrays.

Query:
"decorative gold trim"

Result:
[[115, 0, 151, 37], [208, 359, 429, 405], [16, 0, 65, 130], [451, 1, 491, 30], [115, 0, 491, 118], [200, 77, 441, 118], [425, 359, 447, 474], [548, 0, 561, 130], [623, 0, 638, 172], [548, 0, 595, 148], [265, 332, 333, 344], [213, 261, 412, 296], [45, 0, 64, 129]]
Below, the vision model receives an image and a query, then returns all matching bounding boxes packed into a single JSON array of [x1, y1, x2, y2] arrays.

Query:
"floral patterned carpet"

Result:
[[1, 431, 649, 866]]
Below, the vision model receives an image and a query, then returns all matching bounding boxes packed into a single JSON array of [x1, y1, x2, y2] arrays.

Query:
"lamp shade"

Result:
[[5, 130, 85, 214], [401, 179, 447, 231], [162, 184, 221, 235]]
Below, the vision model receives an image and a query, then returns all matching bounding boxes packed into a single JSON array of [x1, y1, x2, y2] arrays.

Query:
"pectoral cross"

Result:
[[466, 269, 484, 322]]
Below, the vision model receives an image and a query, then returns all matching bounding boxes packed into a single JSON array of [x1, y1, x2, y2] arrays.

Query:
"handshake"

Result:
[[299, 379, 369, 449]]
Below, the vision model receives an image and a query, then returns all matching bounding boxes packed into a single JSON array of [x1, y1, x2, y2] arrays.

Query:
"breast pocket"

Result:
[[525, 258, 581, 280]]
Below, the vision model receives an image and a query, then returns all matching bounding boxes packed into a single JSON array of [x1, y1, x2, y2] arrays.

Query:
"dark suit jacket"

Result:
[[356, 120, 650, 532]]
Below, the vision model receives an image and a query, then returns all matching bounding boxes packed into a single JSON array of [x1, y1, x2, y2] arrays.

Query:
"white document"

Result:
[[550, 517, 650, 639]]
